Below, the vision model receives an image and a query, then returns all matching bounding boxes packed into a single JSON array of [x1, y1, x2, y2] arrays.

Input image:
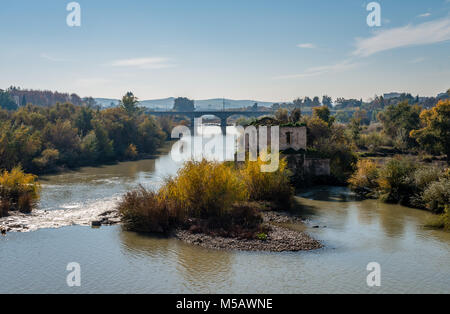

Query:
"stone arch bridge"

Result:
[[148, 110, 272, 134]]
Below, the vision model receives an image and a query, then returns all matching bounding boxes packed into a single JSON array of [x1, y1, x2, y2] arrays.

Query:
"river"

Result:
[[0, 126, 449, 293]]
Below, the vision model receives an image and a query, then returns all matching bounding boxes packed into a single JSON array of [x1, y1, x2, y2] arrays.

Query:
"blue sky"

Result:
[[1, 0, 449, 101]]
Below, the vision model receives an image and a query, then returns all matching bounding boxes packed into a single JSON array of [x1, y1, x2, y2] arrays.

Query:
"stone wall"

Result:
[[303, 158, 331, 176], [279, 127, 307, 151], [284, 154, 330, 180], [242, 126, 307, 152]]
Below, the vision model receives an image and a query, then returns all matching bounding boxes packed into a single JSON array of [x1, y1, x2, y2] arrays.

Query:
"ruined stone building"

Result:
[[240, 124, 330, 178]]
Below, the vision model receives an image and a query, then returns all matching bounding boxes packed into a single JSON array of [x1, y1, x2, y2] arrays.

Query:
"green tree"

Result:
[[312, 96, 321, 107], [0, 90, 18, 111], [120, 92, 139, 115], [289, 108, 302, 123], [293, 98, 303, 109], [313, 106, 335, 126], [322, 95, 332, 108], [377, 101, 421, 149], [349, 117, 362, 142], [173, 97, 195, 111]]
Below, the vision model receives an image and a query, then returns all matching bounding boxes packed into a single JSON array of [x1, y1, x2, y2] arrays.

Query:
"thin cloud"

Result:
[[110, 57, 175, 69], [353, 17, 450, 57], [40, 53, 70, 62], [409, 57, 426, 63], [296, 43, 317, 49], [418, 13, 431, 18], [274, 60, 360, 80]]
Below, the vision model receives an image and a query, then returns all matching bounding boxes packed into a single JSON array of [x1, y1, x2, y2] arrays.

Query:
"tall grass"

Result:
[[0, 166, 40, 217]]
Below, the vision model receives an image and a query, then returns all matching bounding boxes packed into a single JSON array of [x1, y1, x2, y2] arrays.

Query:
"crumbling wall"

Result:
[[304, 158, 330, 176]]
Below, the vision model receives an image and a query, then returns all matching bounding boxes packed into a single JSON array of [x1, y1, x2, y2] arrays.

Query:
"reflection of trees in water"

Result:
[[377, 204, 407, 239], [356, 200, 379, 226], [119, 230, 173, 258], [298, 186, 359, 203], [175, 243, 233, 290], [119, 230, 233, 290], [110, 159, 157, 180]]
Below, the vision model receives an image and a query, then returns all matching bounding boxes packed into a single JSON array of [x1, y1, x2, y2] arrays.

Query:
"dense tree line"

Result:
[[2, 87, 96, 108], [0, 92, 170, 174]]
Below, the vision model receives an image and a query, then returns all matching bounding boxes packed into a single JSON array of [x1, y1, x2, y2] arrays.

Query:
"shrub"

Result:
[[426, 205, 450, 231], [125, 144, 138, 160], [203, 202, 263, 236], [378, 157, 417, 204], [256, 232, 268, 241], [348, 159, 379, 197], [357, 132, 392, 152], [0, 166, 40, 216], [240, 156, 293, 208], [160, 160, 248, 219], [409, 165, 443, 208], [420, 178, 450, 214], [118, 186, 181, 233]]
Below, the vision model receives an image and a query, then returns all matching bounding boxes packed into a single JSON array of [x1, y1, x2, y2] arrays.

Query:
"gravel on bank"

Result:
[[175, 211, 322, 252]]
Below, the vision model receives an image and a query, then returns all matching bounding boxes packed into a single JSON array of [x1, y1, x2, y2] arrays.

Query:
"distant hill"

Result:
[[94, 97, 274, 110]]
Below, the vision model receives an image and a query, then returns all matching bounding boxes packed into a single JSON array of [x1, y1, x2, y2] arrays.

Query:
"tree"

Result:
[[410, 100, 450, 163], [322, 95, 332, 108], [119, 92, 139, 114], [349, 117, 362, 142], [313, 106, 334, 126], [354, 109, 370, 125], [173, 97, 195, 112], [293, 98, 303, 109], [303, 97, 312, 107], [275, 108, 289, 123], [289, 108, 301, 123], [0, 90, 18, 111], [378, 101, 421, 149], [312, 96, 321, 107]]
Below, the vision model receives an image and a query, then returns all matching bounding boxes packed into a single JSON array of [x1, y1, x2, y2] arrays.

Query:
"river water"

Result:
[[0, 126, 449, 293]]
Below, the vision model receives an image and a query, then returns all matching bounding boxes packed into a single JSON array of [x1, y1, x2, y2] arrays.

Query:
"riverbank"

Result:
[[175, 211, 322, 252], [0, 205, 321, 252]]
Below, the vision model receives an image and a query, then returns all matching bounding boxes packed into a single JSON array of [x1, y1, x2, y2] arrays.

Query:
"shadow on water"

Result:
[[119, 229, 174, 258], [291, 198, 319, 217], [297, 186, 361, 203]]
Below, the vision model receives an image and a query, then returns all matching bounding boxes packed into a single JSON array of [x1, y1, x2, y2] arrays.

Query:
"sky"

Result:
[[0, 0, 449, 102]]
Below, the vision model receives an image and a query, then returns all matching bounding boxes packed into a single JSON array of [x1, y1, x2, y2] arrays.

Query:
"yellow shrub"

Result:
[[240, 155, 293, 207], [348, 159, 379, 196], [160, 160, 248, 218], [0, 166, 40, 215]]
